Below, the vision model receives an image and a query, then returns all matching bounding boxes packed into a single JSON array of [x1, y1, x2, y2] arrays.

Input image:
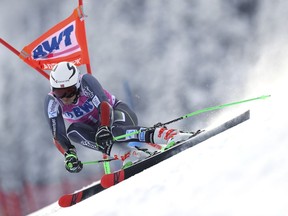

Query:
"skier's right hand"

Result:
[[64, 149, 83, 173]]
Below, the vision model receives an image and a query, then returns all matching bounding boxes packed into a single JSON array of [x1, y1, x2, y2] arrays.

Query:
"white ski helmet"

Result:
[[50, 62, 80, 89]]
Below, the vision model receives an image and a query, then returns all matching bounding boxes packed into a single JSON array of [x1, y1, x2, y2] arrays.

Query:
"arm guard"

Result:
[[44, 94, 74, 153]]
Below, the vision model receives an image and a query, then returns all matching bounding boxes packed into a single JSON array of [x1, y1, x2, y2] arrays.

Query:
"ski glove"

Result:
[[95, 126, 114, 154], [64, 149, 83, 173]]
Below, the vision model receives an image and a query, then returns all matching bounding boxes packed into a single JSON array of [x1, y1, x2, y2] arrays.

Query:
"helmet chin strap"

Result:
[[72, 89, 80, 104]]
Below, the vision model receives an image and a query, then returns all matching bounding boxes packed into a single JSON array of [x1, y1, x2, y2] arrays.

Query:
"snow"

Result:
[[28, 78, 288, 215]]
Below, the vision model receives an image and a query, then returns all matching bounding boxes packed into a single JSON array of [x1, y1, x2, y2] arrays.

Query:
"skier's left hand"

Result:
[[95, 126, 114, 154]]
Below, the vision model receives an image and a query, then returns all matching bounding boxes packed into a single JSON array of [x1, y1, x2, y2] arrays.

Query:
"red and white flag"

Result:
[[19, 7, 90, 71]]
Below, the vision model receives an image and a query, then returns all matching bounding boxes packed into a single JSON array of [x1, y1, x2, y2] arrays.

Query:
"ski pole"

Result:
[[113, 94, 271, 141], [102, 154, 111, 174], [82, 158, 117, 165]]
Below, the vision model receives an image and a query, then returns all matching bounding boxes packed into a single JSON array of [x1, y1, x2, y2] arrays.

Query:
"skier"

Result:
[[44, 62, 193, 173]]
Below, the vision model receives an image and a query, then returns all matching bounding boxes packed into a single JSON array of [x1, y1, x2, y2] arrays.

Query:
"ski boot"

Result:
[[152, 128, 195, 150], [109, 143, 150, 169]]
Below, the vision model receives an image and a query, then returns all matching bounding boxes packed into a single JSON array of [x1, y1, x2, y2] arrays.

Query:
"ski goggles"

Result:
[[52, 86, 78, 99]]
